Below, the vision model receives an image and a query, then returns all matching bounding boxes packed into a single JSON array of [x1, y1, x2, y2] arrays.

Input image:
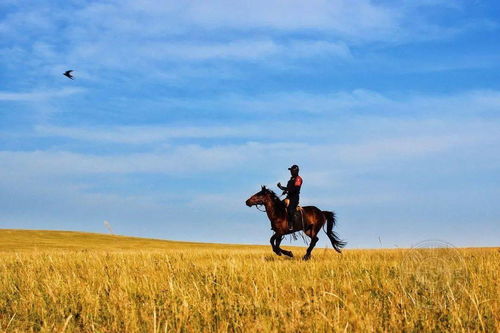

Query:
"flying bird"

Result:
[[63, 70, 74, 80]]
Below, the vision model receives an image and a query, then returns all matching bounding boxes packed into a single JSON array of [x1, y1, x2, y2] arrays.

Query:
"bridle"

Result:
[[255, 204, 267, 212], [253, 192, 285, 213]]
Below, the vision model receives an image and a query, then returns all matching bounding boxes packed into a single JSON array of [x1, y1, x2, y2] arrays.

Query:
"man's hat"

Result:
[[288, 164, 299, 171]]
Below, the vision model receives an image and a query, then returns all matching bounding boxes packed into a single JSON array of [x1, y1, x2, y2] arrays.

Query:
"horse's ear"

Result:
[[261, 185, 266, 190]]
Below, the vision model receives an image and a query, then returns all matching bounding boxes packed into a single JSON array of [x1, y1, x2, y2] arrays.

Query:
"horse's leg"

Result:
[[276, 235, 293, 258], [270, 234, 281, 256], [303, 234, 319, 261]]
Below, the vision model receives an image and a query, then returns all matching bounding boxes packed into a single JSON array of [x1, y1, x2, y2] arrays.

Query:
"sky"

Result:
[[1, 0, 499, 248]]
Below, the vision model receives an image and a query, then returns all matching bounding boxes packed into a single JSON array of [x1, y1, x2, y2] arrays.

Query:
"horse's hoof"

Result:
[[283, 251, 293, 258], [302, 255, 311, 261]]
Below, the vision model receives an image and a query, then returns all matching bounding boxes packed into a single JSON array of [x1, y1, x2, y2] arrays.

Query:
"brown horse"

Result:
[[246, 186, 346, 260]]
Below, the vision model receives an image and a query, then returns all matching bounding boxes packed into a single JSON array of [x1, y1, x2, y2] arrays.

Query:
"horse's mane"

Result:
[[263, 187, 286, 211]]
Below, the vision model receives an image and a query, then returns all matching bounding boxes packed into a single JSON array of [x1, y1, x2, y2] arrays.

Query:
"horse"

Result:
[[245, 186, 346, 260]]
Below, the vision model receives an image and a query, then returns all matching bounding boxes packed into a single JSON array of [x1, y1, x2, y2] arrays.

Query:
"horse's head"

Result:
[[246, 185, 274, 207]]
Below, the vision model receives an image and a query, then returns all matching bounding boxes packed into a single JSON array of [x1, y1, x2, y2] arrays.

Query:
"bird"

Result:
[[63, 70, 74, 80]]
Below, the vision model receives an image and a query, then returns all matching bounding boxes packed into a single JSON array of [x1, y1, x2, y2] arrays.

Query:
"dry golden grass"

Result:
[[0, 230, 498, 332]]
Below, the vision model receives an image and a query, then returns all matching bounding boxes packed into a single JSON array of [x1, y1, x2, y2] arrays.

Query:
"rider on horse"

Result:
[[277, 164, 303, 230]]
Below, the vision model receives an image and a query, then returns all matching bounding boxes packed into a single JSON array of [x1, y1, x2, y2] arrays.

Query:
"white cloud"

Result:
[[1, 129, 492, 179], [137, 39, 351, 62], [22, 89, 500, 147], [0, 88, 84, 102], [214, 89, 500, 115], [185, 0, 399, 40], [0, 145, 253, 176], [34, 124, 259, 143], [4, 88, 499, 120], [141, 40, 279, 61], [1, 0, 481, 73], [334, 135, 461, 162], [32, 122, 336, 144], [67, 0, 399, 41]]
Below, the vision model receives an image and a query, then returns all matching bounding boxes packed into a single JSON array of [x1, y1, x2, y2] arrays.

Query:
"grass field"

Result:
[[0, 230, 498, 332]]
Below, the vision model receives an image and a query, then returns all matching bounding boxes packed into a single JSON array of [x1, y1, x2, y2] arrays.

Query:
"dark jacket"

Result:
[[284, 175, 303, 198]]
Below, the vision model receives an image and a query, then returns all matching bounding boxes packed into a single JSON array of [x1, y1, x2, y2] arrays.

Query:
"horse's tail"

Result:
[[322, 211, 346, 253]]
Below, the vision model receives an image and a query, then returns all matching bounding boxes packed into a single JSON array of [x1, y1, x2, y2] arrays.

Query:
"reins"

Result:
[[255, 204, 267, 212], [254, 192, 285, 213]]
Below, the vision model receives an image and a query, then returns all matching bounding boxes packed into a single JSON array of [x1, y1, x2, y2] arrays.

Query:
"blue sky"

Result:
[[1, 0, 499, 248]]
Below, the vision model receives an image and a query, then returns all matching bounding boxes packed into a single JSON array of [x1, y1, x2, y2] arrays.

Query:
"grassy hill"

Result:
[[0, 229, 498, 331], [0, 229, 259, 251]]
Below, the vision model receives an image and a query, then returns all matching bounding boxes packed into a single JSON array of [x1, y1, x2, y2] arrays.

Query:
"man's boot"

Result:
[[287, 211, 294, 231]]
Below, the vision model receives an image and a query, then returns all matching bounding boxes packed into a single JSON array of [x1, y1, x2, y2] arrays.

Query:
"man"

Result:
[[277, 164, 303, 230]]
